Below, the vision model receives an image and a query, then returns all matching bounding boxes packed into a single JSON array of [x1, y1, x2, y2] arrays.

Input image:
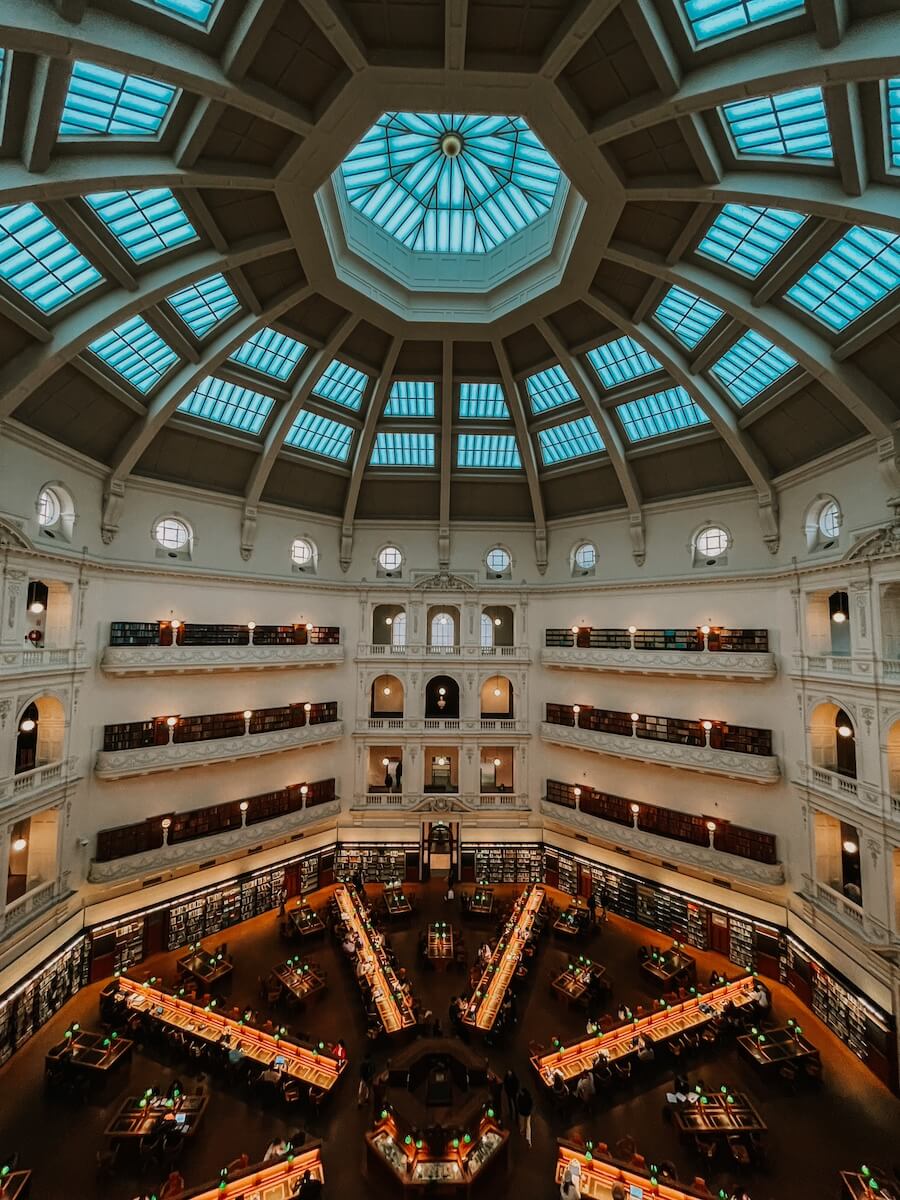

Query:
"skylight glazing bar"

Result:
[[887, 79, 900, 169], [654, 286, 724, 348], [86, 189, 198, 261], [786, 226, 900, 330], [459, 383, 509, 420], [230, 328, 307, 381], [710, 331, 796, 404], [167, 273, 239, 337], [177, 376, 274, 433], [722, 87, 832, 160], [681, 0, 804, 43], [697, 204, 805, 277], [89, 315, 178, 393], [616, 386, 710, 443], [285, 410, 354, 460], [0, 202, 102, 312], [60, 62, 177, 138], [525, 365, 579, 414], [537, 415, 604, 464], [385, 381, 435, 417], [587, 335, 661, 389], [312, 359, 368, 410], [457, 434, 521, 468], [370, 432, 436, 466]]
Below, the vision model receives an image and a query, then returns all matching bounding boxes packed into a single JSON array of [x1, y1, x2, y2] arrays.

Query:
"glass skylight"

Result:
[[230, 328, 307, 381], [0, 202, 101, 312], [722, 87, 832, 160], [86, 189, 197, 261], [89, 315, 178, 393], [710, 331, 796, 404], [697, 204, 805, 277], [681, 0, 804, 43], [459, 383, 509, 420], [616, 387, 709, 443], [166, 273, 239, 337], [786, 226, 900, 331], [887, 79, 900, 169], [0, 49, 6, 87], [525, 365, 578, 414], [538, 416, 604, 465], [385, 381, 435, 417], [312, 359, 367, 410], [60, 62, 176, 138], [654, 286, 724, 349], [145, 0, 221, 24], [370, 432, 436, 466], [587, 336, 661, 389], [457, 434, 521, 468], [340, 112, 561, 254], [285, 410, 353, 461], [177, 376, 274, 433]]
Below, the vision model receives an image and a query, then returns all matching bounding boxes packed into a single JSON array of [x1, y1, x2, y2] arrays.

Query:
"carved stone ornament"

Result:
[[540, 646, 776, 681], [0, 517, 30, 551], [0, 699, 10, 730], [843, 518, 900, 563], [413, 571, 476, 592]]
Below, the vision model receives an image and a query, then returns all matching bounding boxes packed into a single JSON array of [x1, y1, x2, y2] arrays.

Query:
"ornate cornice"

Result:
[[541, 646, 776, 680], [412, 571, 477, 591], [100, 643, 344, 676], [843, 517, 900, 563]]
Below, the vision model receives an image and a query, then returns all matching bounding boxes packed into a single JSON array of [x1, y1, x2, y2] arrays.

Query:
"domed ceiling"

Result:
[[0, 0, 898, 570]]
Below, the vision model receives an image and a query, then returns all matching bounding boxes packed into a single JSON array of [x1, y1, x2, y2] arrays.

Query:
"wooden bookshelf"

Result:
[[108, 621, 340, 647], [545, 705, 773, 758], [544, 626, 769, 652], [102, 702, 338, 752]]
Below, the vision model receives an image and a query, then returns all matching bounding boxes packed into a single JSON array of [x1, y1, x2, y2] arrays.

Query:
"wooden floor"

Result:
[[1, 879, 898, 1199]]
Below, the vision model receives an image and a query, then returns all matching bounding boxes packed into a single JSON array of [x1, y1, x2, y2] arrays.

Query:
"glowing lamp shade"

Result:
[[29, 601, 44, 614], [571, 625, 579, 634], [573, 787, 581, 798], [243, 709, 252, 719], [247, 620, 256, 630], [300, 785, 308, 796], [306, 622, 314, 631], [161, 818, 172, 830], [630, 712, 639, 722], [837, 723, 853, 738], [439, 615, 448, 625], [572, 704, 580, 714], [382, 686, 391, 696], [304, 702, 312, 712], [842, 839, 858, 854], [706, 820, 717, 832], [239, 801, 249, 812], [438, 687, 446, 696], [627, 625, 636, 634], [630, 803, 640, 815], [12, 837, 27, 852], [166, 715, 177, 727], [829, 591, 849, 623], [832, 611, 846, 623], [702, 720, 713, 731], [493, 757, 501, 767], [494, 617, 501, 626], [493, 687, 502, 697], [382, 757, 390, 766], [436, 756, 447, 766], [171, 619, 181, 630], [701, 624, 710, 635], [19, 718, 36, 733]]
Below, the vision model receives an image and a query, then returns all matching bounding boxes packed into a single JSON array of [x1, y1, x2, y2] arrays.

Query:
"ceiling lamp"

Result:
[[12, 837, 27, 852], [29, 601, 44, 614], [493, 757, 502, 767], [385, 616, 393, 625], [829, 592, 849, 623], [842, 839, 858, 854], [19, 718, 36, 733], [837, 723, 853, 738], [494, 617, 502, 627]]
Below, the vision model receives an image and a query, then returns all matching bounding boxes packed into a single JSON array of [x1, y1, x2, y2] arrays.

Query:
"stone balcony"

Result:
[[802, 877, 896, 947], [0, 877, 69, 943], [356, 642, 531, 663], [795, 763, 898, 825], [0, 646, 88, 679], [351, 791, 530, 815], [95, 720, 344, 780], [543, 645, 776, 680], [0, 758, 80, 819], [101, 642, 344, 676], [356, 717, 527, 735]]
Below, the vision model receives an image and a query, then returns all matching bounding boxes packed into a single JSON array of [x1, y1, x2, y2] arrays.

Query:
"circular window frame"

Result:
[[573, 541, 597, 573], [693, 524, 731, 563], [377, 544, 404, 573], [804, 494, 842, 552], [35, 481, 76, 542], [291, 537, 317, 569], [485, 545, 512, 575], [37, 487, 61, 528], [153, 515, 192, 554]]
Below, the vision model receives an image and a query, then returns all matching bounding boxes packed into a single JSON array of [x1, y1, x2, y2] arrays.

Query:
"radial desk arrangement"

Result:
[[181, 1146, 324, 1199], [334, 884, 418, 1034], [462, 885, 545, 1031], [556, 1142, 716, 1199]]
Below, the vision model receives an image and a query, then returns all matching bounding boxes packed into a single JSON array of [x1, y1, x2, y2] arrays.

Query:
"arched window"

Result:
[[573, 542, 596, 573], [805, 495, 842, 552], [480, 613, 494, 648], [391, 611, 407, 647], [154, 516, 191, 555], [430, 612, 455, 647]]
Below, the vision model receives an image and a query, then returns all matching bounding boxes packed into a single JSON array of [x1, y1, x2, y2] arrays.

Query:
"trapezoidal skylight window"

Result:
[[681, 0, 804, 43], [722, 87, 832, 160], [697, 204, 805, 277], [89, 315, 178, 393], [385, 381, 435, 418], [786, 226, 900, 330], [538, 416, 604, 465], [887, 79, 900, 169], [616, 387, 710, 443], [0, 202, 101, 312], [525, 365, 578, 414], [230, 328, 307, 381], [654, 286, 724, 348], [145, 0, 221, 25], [312, 359, 367, 410], [339, 112, 561, 254], [710, 331, 796, 405], [587, 336, 661, 389], [60, 62, 177, 138], [85, 189, 197, 261], [177, 376, 274, 434], [457, 434, 521, 469], [370, 432, 435, 466], [166, 273, 239, 337], [459, 383, 509, 420], [285, 410, 353, 461]]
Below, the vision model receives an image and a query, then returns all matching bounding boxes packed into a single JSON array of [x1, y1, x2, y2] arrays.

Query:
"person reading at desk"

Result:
[[292, 1170, 323, 1199]]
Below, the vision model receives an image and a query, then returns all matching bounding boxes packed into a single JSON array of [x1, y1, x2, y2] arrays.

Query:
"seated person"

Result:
[[158, 1170, 186, 1200], [292, 1170, 323, 1199]]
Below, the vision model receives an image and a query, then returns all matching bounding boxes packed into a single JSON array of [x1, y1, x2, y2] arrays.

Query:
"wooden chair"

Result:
[[727, 1136, 751, 1167]]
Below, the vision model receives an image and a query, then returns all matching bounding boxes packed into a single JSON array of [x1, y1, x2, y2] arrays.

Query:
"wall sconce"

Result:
[[706, 820, 716, 832], [702, 720, 713, 731], [300, 785, 308, 797], [239, 801, 249, 813], [700, 625, 710, 635], [573, 787, 581, 799], [628, 625, 636, 635], [171, 619, 181, 631], [304, 703, 312, 713], [161, 818, 172, 831], [243, 710, 253, 720], [572, 704, 580, 715], [630, 712, 639, 722], [247, 621, 256, 631], [571, 625, 579, 635], [306, 622, 314, 632], [29, 601, 44, 614]]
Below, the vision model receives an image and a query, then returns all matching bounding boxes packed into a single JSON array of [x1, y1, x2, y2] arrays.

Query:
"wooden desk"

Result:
[[672, 1090, 766, 1137], [640, 948, 696, 988], [0, 1171, 31, 1200], [273, 959, 325, 1004], [553, 910, 586, 938], [532, 975, 757, 1086], [177, 947, 233, 988], [105, 1091, 208, 1140], [289, 905, 325, 939], [367, 1111, 507, 1193], [334, 885, 417, 1034], [177, 1146, 324, 1199], [427, 923, 454, 962], [45, 1028, 133, 1074], [384, 882, 413, 917], [552, 959, 605, 1006], [462, 886, 545, 1031], [841, 1170, 900, 1199], [467, 888, 494, 916], [737, 1025, 819, 1068], [116, 977, 345, 1092], [556, 1144, 709, 1200]]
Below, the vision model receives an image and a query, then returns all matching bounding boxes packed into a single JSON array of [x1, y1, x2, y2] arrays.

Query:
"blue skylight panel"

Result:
[[146, 0, 221, 25], [786, 226, 900, 331], [655, 286, 724, 349], [538, 416, 604, 465], [0, 202, 101, 312], [710, 331, 796, 404], [60, 62, 176, 138], [457, 434, 521, 468], [459, 383, 509, 420], [0, 50, 6, 88], [385, 381, 435, 417], [616, 387, 710, 443], [85, 189, 197, 261], [587, 336, 661, 389], [312, 359, 367, 410], [230, 328, 307, 381], [370, 432, 436, 466], [177, 376, 274, 433], [525, 365, 578, 414], [89, 315, 178, 393], [888, 79, 900, 169], [285, 410, 353, 461], [166, 273, 239, 337], [697, 204, 805, 277], [722, 87, 832, 160], [681, 0, 804, 43]]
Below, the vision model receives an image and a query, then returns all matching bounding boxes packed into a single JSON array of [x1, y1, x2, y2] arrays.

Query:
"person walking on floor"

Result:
[[357, 1054, 374, 1107], [586, 891, 596, 925], [515, 1085, 534, 1146], [503, 1068, 519, 1120]]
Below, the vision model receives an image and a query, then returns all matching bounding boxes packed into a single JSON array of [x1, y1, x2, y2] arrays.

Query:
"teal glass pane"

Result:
[[370, 432, 435, 466], [146, 0, 221, 25], [459, 383, 509, 419], [525, 365, 578, 414], [538, 416, 604, 464], [178, 376, 274, 433], [697, 204, 805, 277], [682, 0, 803, 42], [86, 189, 197, 261], [340, 112, 561, 254], [711, 331, 796, 404], [0, 50, 6, 87], [285, 410, 353, 461], [385, 381, 435, 417], [89, 315, 178, 393], [167, 273, 239, 337], [888, 79, 900, 169], [312, 358, 367, 410], [722, 87, 832, 160], [786, 226, 900, 331], [655, 286, 724, 348], [60, 62, 176, 138], [0, 202, 101, 312], [616, 387, 709, 443], [230, 327, 307, 381], [457, 434, 521, 468], [587, 336, 661, 389]]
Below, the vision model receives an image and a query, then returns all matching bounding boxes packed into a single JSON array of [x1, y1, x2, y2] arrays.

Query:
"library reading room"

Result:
[[1, 1, 900, 1198]]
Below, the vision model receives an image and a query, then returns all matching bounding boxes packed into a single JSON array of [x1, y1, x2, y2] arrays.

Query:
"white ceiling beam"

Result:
[[751, 219, 840, 306], [0, 291, 53, 343], [299, 0, 367, 73], [493, 339, 548, 575], [540, 0, 623, 79], [809, 0, 848, 49], [227, 266, 262, 315], [689, 316, 740, 373], [665, 202, 714, 265], [174, 100, 226, 170], [439, 339, 453, 567], [833, 296, 900, 361], [21, 56, 70, 174], [182, 188, 228, 253], [223, 0, 283, 81], [826, 82, 868, 197], [444, 0, 468, 71], [70, 354, 148, 416], [42, 198, 137, 291], [676, 114, 722, 184], [144, 303, 201, 365], [621, 0, 680, 95]]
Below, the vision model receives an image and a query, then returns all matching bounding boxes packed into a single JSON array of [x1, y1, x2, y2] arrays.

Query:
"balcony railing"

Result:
[[0, 646, 87, 676], [798, 763, 891, 820], [358, 717, 526, 734], [0, 878, 64, 940], [103, 622, 342, 674], [357, 642, 530, 660], [0, 759, 79, 815], [353, 791, 529, 812], [544, 627, 774, 680]]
